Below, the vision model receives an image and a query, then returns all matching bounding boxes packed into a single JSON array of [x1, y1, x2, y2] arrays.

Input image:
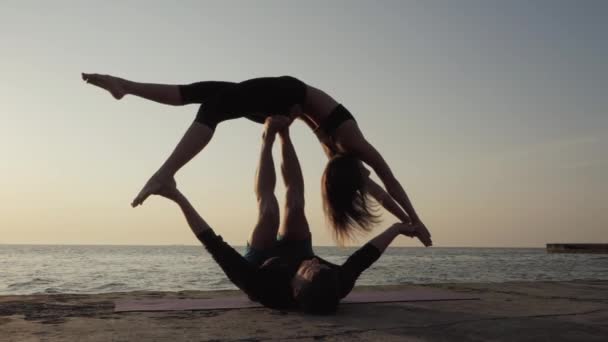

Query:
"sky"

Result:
[[0, 0, 606, 247]]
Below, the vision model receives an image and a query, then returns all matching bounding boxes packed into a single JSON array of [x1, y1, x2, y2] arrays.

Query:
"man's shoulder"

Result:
[[317, 256, 339, 268]]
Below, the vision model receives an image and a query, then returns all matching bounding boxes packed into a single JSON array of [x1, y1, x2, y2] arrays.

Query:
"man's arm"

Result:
[[339, 224, 401, 280], [170, 190, 211, 237], [337, 223, 429, 298], [164, 189, 261, 294]]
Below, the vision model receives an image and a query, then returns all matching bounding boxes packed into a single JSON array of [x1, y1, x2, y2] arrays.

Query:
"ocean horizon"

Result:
[[2, 244, 607, 296], [0, 243, 564, 248]]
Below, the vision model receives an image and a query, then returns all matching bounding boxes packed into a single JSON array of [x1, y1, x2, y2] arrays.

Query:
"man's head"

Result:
[[291, 258, 340, 314]]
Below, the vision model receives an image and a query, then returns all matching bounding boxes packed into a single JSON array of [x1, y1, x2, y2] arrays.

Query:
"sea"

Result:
[[1, 245, 607, 295]]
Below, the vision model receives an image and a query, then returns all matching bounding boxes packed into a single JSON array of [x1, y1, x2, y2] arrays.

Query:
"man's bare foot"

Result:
[[264, 116, 292, 137], [81, 73, 127, 100]]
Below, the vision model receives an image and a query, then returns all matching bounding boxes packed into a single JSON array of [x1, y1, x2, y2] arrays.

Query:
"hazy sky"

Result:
[[1, 1, 606, 247]]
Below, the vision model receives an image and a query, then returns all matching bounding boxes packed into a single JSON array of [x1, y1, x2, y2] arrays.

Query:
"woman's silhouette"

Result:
[[82, 73, 431, 245]]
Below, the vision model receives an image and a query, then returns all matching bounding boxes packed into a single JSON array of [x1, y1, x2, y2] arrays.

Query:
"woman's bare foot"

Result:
[[151, 180, 181, 202], [81, 73, 127, 100], [131, 173, 176, 207]]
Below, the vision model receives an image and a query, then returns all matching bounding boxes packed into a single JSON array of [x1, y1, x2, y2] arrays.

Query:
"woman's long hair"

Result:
[[322, 154, 379, 245]]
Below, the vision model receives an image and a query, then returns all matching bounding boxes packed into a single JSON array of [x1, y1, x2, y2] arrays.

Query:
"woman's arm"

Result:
[[305, 122, 411, 224], [310, 125, 337, 159], [334, 121, 421, 223], [365, 177, 411, 224]]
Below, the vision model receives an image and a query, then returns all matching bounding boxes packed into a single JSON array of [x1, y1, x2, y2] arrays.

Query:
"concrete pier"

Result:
[[2, 281, 608, 341], [546, 243, 608, 254]]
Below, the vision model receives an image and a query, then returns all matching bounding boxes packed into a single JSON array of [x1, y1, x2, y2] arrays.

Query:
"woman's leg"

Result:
[[277, 128, 311, 241], [247, 120, 282, 249], [82, 73, 183, 105], [132, 121, 214, 207]]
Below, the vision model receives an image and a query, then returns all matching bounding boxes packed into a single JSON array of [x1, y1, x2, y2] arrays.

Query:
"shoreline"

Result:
[[2, 280, 607, 341], [3, 277, 608, 297]]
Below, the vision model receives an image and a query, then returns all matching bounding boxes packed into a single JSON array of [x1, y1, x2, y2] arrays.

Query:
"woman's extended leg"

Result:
[[131, 121, 214, 206], [82, 73, 183, 105], [277, 128, 311, 241], [81, 73, 237, 206]]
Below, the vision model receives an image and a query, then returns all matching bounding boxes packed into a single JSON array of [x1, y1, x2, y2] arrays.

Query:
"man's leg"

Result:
[[278, 128, 311, 241], [247, 119, 283, 249]]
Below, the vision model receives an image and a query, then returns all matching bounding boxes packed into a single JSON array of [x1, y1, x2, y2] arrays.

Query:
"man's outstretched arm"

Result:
[[337, 222, 430, 298], [168, 189, 212, 238], [157, 187, 260, 293]]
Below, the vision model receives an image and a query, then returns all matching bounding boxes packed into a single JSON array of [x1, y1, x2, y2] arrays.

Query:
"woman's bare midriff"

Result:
[[301, 84, 340, 126]]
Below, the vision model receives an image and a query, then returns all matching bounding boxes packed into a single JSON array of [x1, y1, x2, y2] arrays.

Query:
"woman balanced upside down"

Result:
[[82, 73, 432, 246], [150, 117, 431, 313]]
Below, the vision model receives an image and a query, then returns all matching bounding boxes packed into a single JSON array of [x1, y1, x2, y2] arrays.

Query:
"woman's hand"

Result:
[[412, 221, 433, 247], [392, 222, 433, 247]]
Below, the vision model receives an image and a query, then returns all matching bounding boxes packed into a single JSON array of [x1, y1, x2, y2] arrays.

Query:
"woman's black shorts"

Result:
[[179, 76, 307, 129]]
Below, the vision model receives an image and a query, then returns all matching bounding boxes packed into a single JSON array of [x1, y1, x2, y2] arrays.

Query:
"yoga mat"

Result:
[[114, 288, 478, 312]]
